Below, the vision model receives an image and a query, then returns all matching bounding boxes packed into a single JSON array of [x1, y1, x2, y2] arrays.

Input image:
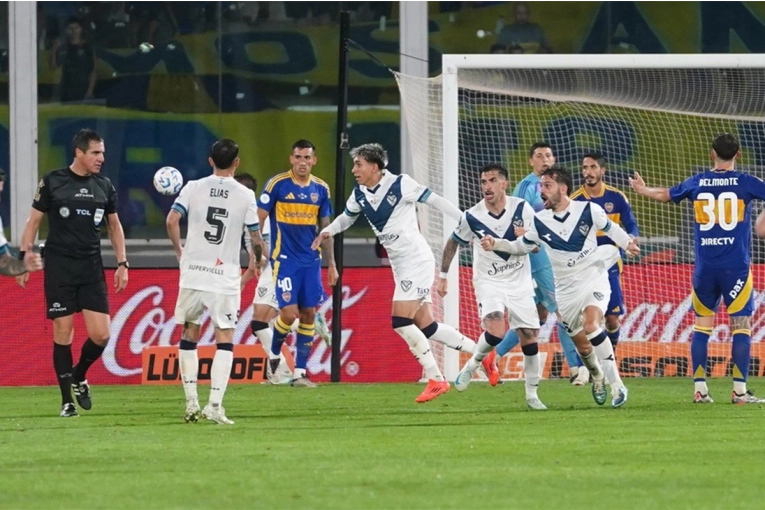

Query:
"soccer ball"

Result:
[[153, 166, 183, 196]]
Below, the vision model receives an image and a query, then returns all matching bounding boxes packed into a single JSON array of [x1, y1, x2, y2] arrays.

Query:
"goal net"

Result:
[[396, 54, 765, 381]]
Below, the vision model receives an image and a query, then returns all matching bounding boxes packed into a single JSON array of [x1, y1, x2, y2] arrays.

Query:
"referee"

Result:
[[18, 129, 129, 417]]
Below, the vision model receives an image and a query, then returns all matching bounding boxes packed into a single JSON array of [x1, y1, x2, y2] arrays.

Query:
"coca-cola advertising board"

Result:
[[2, 265, 764, 386]]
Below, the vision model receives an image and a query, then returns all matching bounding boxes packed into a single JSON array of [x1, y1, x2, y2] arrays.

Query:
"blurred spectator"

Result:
[[128, 2, 179, 47], [490, 43, 507, 54], [37, 3, 60, 50], [50, 18, 97, 103], [497, 2, 552, 53]]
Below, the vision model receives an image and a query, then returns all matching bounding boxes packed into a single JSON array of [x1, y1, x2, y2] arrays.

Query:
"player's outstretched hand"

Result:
[[436, 277, 448, 297], [625, 237, 640, 258], [327, 265, 339, 286], [480, 235, 496, 251], [514, 226, 527, 237], [312, 231, 332, 251], [23, 252, 43, 273], [629, 172, 646, 194], [16, 272, 29, 289], [115, 265, 129, 293]]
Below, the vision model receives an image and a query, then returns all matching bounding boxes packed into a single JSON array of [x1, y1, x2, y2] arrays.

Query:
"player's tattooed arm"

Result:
[[441, 238, 459, 274], [248, 229, 264, 266], [0, 252, 41, 277]]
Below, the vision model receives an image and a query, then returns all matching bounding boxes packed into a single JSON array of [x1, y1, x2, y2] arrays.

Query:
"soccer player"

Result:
[[495, 143, 586, 385], [571, 153, 639, 351], [236, 173, 330, 385], [438, 164, 546, 410], [313, 143, 490, 404], [486, 165, 638, 408], [17, 129, 129, 417], [0, 169, 43, 277], [167, 139, 264, 425], [630, 133, 765, 404], [257, 140, 338, 388]]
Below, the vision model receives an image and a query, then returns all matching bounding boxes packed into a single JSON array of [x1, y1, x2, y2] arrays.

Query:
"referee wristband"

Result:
[[439, 271, 449, 279]]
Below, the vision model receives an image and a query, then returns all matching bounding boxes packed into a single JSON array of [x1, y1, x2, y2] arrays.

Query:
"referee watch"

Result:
[[118, 260, 130, 269]]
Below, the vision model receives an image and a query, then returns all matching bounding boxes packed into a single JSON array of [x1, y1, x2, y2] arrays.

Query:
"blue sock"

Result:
[[606, 326, 620, 350], [295, 323, 315, 370], [496, 329, 520, 357], [558, 322, 581, 368], [270, 316, 291, 357], [692, 326, 712, 382], [732, 327, 752, 387]]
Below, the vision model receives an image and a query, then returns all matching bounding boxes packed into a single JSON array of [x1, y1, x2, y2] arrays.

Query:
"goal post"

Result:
[[398, 53, 765, 381]]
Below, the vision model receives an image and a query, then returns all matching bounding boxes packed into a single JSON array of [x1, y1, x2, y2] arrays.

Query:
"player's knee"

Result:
[[392, 316, 414, 331], [420, 321, 438, 339], [605, 315, 620, 330], [484, 331, 503, 347], [582, 320, 601, 336], [730, 315, 752, 331], [91, 335, 110, 347], [537, 307, 549, 324], [521, 342, 539, 356]]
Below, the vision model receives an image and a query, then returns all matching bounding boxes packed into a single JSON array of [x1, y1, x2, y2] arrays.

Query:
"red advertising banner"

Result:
[[1, 264, 764, 386]]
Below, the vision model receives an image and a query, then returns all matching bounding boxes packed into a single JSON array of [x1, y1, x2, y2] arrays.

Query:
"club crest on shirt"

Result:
[[282, 291, 292, 302], [604, 202, 614, 213], [401, 280, 412, 291], [387, 194, 398, 207], [310, 193, 319, 203], [512, 218, 524, 228], [59, 206, 70, 218], [257, 287, 268, 298], [593, 292, 604, 301], [578, 222, 590, 237]]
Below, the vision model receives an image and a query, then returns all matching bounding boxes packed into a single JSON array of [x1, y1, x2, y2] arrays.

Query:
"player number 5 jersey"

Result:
[[451, 196, 535, 283], [172, 175, 259, 295]]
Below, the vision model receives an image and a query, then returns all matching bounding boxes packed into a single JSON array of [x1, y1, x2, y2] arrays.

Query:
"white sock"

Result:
[[179, 348, 198, 402], [255, 328, 281, 361], [694, 380, 709, 394], [734, 381, 747, 395], [395, 324, 444, 381], [579, 351, 604, 381], [463, 333, 495, 372], [591, 333, 623, 389], [524, 354, 540, 399], [293, 368, 307, 379], [429, 323, 477, 354], [209, 348, 233, 406]]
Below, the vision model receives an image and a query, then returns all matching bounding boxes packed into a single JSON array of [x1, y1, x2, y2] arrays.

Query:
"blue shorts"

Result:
[[272, 259, 324, 310], [692, 264, 753, 317], [532, 266, 557, 314], [606, 264, 625, 316]]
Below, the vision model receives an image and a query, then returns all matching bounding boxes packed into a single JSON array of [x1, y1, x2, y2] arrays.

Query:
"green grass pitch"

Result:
[[2, 378, 765, 510]]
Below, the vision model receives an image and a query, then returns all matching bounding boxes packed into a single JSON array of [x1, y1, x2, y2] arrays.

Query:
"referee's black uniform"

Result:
[[33, 168, 118, 318]]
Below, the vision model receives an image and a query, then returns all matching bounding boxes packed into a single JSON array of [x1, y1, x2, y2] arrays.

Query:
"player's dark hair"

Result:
[[72, 128, 103, 157], [292, 139, 316, 153], [235, 172, 257, 191], [350, 143, 388, 170], [529, 142, 552, 158], [712, 133, 739, 161], [210, 138, 239, 169], [480, 163, 508, 181], [542, 164, 573, 196], [582, 152, 606, 168]]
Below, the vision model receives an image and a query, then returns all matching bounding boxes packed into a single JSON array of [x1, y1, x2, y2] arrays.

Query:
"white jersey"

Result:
[[172, 175, 259, 294], [345, 171, 435, 268], [523, 200, 630, 279], [452, 196, 534, 284]]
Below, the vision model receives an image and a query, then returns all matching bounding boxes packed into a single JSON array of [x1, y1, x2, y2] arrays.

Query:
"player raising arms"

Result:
[[167, 139, 264, 424], [630, 133, 765, 404], [313, 143, 490, 403], [572, 152, 639, 352], [438, 164, 546, 410], [485, 165, 638, 408], [258, 140, 338, 388], [495, 143, 586, 385]]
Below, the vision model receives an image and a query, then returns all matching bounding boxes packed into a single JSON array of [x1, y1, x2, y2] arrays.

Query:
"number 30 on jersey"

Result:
[[694, 192, 744, 231]]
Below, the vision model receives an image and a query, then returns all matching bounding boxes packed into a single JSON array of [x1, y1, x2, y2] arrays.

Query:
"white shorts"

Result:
[[391, 256, 434, 303], [556, 264, 611, 337], [174, 288, 241, 329], [252, 263, 279, 310], [474, 278, 539, 330]]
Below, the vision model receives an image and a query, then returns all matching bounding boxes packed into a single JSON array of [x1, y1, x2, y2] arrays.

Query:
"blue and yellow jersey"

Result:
[[670, 170, 765, 267], [513, 172, 551, 272], [571, 184, 639, 248], [257, 170, 333, 267]]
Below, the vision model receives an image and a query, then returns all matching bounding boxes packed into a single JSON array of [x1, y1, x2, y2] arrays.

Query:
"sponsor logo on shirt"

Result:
[[75, 188, 94, 198], [187, 264, 224, 275]]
